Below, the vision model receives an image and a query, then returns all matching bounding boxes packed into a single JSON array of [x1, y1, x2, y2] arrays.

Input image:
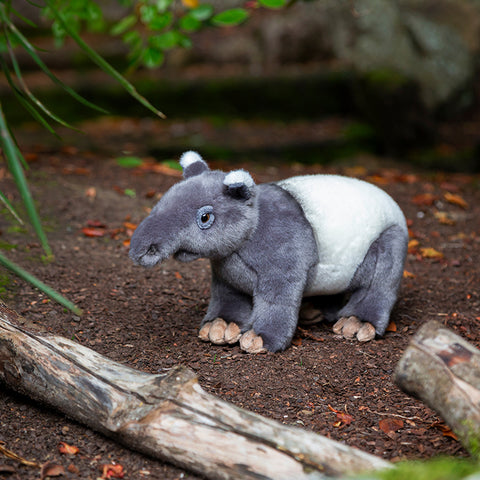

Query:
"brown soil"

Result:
[[1, 117, 479, 479]]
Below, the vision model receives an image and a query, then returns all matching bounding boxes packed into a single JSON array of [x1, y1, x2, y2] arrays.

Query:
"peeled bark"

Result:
[[0, 302, 390, 479], [395, 320, 480, 456]]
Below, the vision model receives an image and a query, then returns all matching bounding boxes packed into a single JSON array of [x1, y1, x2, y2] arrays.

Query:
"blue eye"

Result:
[[196, 205, 215, 229]]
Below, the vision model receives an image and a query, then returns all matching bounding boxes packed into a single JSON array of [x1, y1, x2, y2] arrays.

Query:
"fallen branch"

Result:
[[395, 320, 480, 457], [0, 302, 390, 479]]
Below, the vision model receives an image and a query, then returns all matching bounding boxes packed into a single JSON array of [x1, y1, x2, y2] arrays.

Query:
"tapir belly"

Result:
[[276, 174, 407, 296]]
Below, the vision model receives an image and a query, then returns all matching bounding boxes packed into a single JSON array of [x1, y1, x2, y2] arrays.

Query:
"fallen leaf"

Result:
[[408, 239, 419, 253], [82, 227, 106, 238], [366, 175, 390, 186], [175, 271, 183, 280], [403, 270, 416, 279], [123, 222, 138, 230], [420, 247, 444, 259], [412, 193, 438, 206], [434, 211, 455, 226], [444, 192, 468, 209], [386, 321, 397, 332], [432, 422, 459, 441], [58, 442, 79, 455], [379, 418, 404, 435], [291, 336, 302, 346], [40, 462, 65, 480], [336, 412, 354, 425], [86, 220, 106, 228], [101, 463, 125, 479]]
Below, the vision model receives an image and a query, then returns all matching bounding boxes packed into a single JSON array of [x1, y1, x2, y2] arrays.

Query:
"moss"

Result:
[[377, 457, 480, 480]]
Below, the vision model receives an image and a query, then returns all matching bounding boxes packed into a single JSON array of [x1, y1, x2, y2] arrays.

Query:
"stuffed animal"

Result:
[[129, 151, 408, 353]]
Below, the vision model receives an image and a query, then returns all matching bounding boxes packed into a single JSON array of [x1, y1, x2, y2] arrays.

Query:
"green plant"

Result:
[[0, 0, 291, 313]]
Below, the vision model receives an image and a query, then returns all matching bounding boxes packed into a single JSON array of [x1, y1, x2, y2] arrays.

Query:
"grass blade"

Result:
[[0, 253, 83, 315], [2, 38, 81, 132], [0, 5, 108, 115], [0, 102, 53, 260], [0, 190, 24, 224], [45, 0, 166, 119]]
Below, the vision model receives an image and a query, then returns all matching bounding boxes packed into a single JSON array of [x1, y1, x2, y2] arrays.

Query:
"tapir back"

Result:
[[276, 175, 408, 296]]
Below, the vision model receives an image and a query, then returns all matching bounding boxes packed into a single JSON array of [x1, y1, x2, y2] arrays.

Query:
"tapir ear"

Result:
[[180, 151, 209, 178], [223, 170, 255, 200]]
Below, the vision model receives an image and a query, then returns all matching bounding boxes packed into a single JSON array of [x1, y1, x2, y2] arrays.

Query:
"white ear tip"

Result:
[[180, 151, 204, 168], [224, 170, 254, 188]]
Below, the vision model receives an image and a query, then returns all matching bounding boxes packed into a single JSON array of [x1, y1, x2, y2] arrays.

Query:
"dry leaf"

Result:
[[82, 227, 106, 238], [386, 321, 397, 332], [101, 463, 125, 479], [123, 222, 137, 230], [420, 247, 444, 259], [291, 336, 302, 346], [407, 239, 419, 253], [403, 270, 416, 279], [432, 422, 459, 441], [434, 211, 455, 225], [444, 192, 468, 209], [336, 412, 354, 425], [58, 442, 79, 455], [412, 193, 438, 206], [40, 462, 65, 480], [379, 418, 404, 435]]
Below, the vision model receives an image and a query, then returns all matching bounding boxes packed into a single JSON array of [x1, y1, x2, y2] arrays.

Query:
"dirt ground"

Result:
[[1, 116, 479, 479]]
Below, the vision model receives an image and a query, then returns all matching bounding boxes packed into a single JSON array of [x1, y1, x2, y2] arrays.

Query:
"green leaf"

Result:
[[149, 30, 182, 50], [211, 8, 249, 27], [44, 1, 166, 119], [156, 0, 174, 13], [189, 4, 214, 21], [140, 4, 157, 23], [143, 47, 165, 68], [124, 188, 136, 198], [116, 156, 144, 168], [110, 14, 137, 35], [179, 14, 202, 32], [259, 0, 287, 8], [149, 12, 173, 31]]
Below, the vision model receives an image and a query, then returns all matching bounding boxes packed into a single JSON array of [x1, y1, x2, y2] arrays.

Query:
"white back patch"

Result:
[[277, 175, 407, 295]]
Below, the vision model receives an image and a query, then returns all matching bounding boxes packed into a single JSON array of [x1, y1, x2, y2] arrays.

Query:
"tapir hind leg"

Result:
[[334, 224, 408, 341]]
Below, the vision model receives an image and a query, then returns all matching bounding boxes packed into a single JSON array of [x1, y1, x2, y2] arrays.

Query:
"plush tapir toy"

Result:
[[129, 151, 408, 353]]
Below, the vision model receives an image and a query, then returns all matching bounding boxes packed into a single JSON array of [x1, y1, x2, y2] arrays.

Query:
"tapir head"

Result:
[[129, 151, 258, 267]]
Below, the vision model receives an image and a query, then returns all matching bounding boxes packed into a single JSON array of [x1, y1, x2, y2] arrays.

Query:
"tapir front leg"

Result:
[[243, 276, 307, 353], [199, 271, 253, 345]]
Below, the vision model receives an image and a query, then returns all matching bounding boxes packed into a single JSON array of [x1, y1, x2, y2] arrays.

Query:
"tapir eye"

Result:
[[196, 205, 215, 230]]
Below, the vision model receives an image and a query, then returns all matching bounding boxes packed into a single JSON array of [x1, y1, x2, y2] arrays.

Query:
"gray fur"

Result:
[[130, 154, 408, 352]]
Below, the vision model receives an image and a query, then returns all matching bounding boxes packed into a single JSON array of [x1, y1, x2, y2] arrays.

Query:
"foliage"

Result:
[[370, 457, 480, 480], [0, 0, 291, 313]]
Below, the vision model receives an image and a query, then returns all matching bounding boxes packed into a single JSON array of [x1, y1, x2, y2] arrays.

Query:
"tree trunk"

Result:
[[395, 320, 480, 457], [0, 302, 390, 480]]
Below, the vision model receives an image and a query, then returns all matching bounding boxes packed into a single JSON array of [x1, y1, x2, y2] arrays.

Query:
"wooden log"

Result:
[[395, 320, 480, 456], [0, 302, 390, 479]]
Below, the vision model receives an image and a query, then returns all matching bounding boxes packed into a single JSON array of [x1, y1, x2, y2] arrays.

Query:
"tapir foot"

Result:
[[198, 319, 266, 353], [333, 316, 376, 342], [199, 318, 242, 345], [239, 330, 266, 354]]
